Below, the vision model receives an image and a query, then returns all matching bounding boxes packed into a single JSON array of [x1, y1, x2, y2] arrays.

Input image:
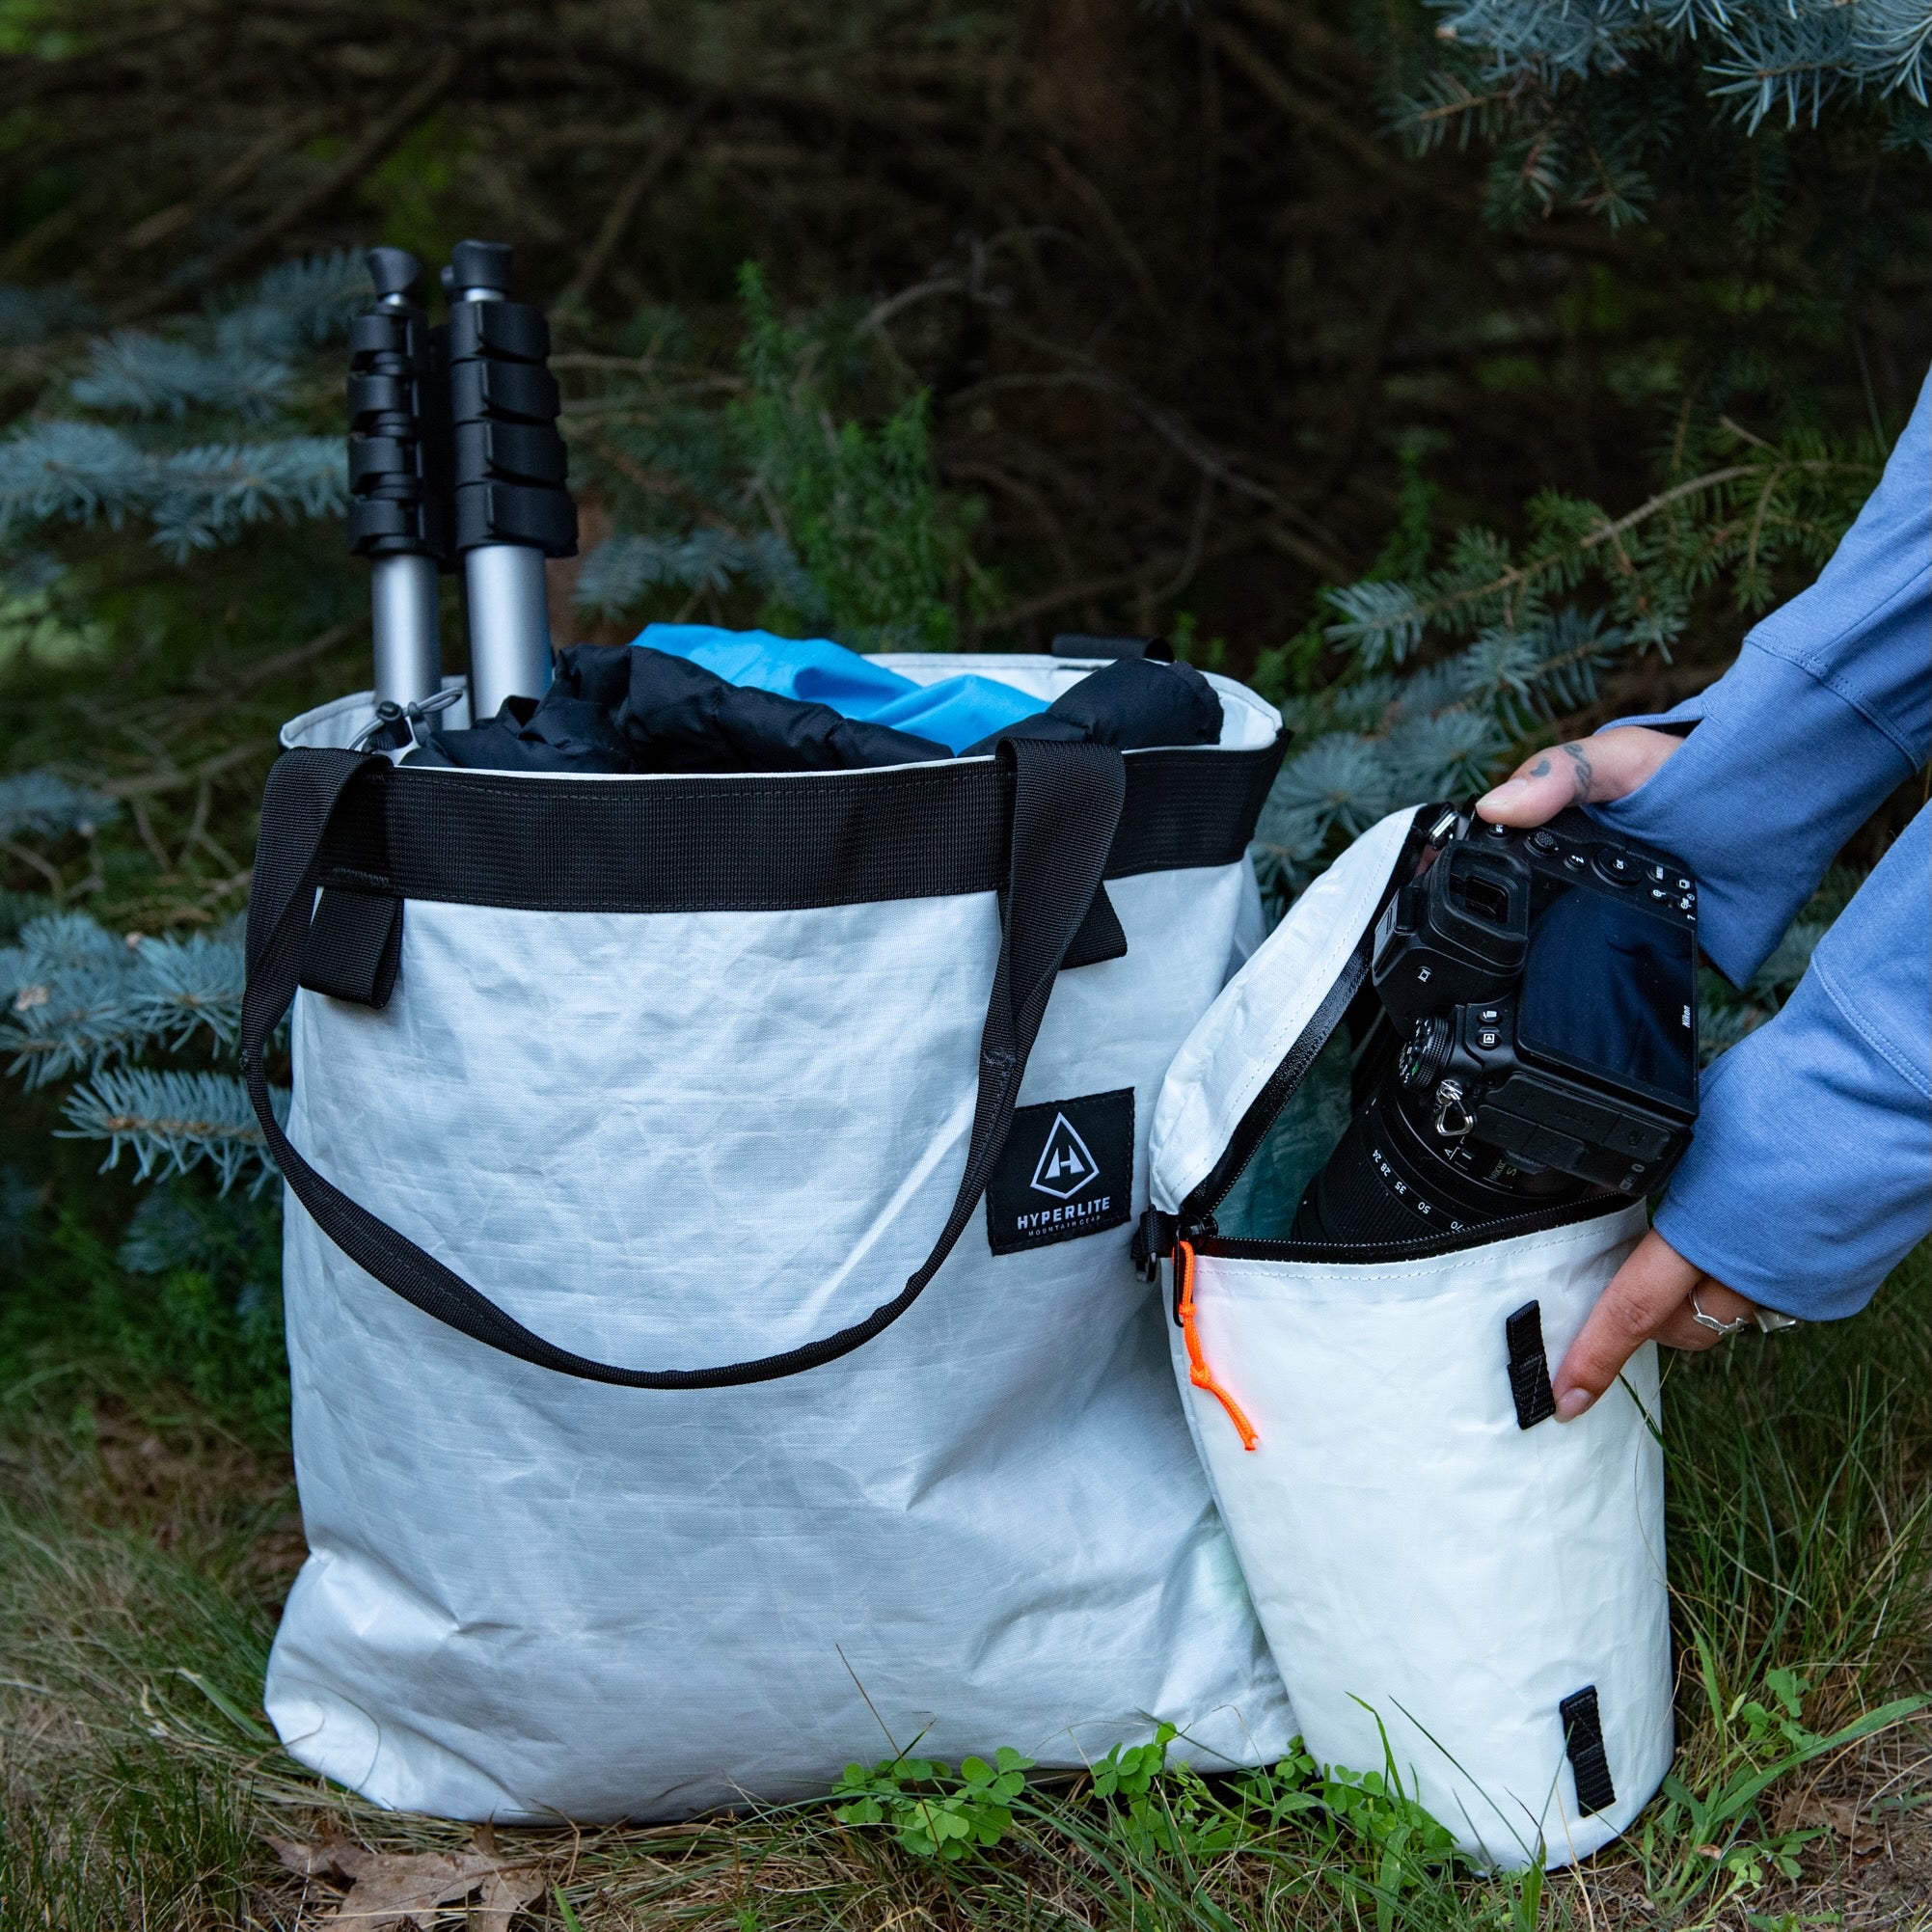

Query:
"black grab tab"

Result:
[[1560, 1685, 1617, 1816], [999, 878, 1127, 969], [1506, 1299, 1557, 1429], [300, 886, 403, 1010]]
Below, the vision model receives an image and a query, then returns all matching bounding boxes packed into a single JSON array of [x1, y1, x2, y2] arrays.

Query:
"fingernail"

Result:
[[1555, 1388, 1594, 1423], [1479, 778, 1527, 803]]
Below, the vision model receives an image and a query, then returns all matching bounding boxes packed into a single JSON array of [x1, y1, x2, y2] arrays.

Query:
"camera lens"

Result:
[[1291, 1068, 1593, 1249]]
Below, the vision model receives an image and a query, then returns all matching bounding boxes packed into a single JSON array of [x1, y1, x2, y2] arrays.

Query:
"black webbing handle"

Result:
[[242, 737, 1127, 1387]]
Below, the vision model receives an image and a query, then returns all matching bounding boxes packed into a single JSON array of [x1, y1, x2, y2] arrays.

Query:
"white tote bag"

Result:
[[245, 654, 1297, 1822], [1143, 806, 1673, 1869]]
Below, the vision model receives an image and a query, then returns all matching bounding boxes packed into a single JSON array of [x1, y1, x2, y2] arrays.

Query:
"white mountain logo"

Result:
[[1029, 1112, 1099, 1201]]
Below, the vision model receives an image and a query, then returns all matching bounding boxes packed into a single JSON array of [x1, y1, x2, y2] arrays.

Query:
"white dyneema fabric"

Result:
[[267, 660, 1293, 1822], [1149, 807, 1673, 1869], [1170, 1219, 1667, 1868]]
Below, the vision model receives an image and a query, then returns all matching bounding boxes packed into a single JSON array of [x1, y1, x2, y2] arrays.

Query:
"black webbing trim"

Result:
[[1561, 1686, 1617, 1816], [307, 737, 1283, 913], [242, 738, 1127, 1388], [1062, 883, 1128, 967], [300, 886, 403, 1009], [1506, 1299, 1557, 1429], [1001, 879, 1127, 969]]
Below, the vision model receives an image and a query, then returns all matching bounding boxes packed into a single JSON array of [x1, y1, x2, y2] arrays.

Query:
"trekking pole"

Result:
[[347, 247, 445, 710], [441, 239, 578, 720]]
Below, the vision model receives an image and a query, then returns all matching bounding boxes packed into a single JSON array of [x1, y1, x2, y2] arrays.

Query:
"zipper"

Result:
[[1192, 1192, 1625, 1266], [1174, 807, 1432, 1243], [1177, 931, 1375, 1239], [1171, 805, 1625, 1270]]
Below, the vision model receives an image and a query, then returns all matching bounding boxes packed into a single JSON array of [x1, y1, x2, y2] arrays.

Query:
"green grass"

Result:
[[1, 1223, 1927, 1932]]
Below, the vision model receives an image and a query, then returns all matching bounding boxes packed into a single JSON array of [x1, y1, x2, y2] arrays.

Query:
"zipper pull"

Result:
[[1160, 1213, 1212, 1318], [1174, 1239, 1258, 1452], [1131, 1206, 1173, 1283]]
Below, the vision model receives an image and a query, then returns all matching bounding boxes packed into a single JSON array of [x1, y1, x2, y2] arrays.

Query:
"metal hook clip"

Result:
[[1431, 1079, 1475, 1140]]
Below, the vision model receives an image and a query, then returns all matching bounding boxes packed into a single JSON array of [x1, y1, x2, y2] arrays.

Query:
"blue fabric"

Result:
[[629, 624, 1047, 754], [1647, 810, 1930, 1320], [1587, 369, 1932, 1320]]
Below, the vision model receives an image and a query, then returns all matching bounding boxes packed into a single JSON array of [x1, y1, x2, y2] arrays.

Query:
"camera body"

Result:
[[1374, 807, 1699, 1197], [1293, 806, 1701, 1247]]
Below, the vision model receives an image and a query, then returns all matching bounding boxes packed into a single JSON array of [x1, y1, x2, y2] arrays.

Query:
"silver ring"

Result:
[[1690, 1291, 1753, 1339]]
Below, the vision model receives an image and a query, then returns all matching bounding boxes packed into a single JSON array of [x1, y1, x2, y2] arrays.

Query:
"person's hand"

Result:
[[1548, 1228, 1755, 1419], [1474, 724, 1685, 826], [1475, 723, 1757, 1415]]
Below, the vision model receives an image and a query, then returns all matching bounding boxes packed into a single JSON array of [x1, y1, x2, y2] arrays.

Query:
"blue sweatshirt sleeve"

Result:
[[1648, 806, 1930, 1320], [1578, 370, 1931, 1320], [1587, 370, 1931, 987]]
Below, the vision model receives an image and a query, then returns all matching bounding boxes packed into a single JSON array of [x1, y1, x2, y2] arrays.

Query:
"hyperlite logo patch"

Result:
[[1031, 1112, 1099, 1198], [985, 1088, 1133, 1255]]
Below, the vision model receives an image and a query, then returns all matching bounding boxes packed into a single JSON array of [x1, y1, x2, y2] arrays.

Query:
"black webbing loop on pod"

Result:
[[242, 737, 1126, 1388], [1505, 1299, 1557, 1429], [1560, 1686, 1617, 1816]]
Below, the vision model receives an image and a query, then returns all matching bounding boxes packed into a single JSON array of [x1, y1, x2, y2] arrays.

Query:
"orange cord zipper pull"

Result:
[[1175, 1239, 1258, 1452]]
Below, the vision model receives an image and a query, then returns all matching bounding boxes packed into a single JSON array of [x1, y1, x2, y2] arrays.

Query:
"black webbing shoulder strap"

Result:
[[241, 736, 1128, 1388]]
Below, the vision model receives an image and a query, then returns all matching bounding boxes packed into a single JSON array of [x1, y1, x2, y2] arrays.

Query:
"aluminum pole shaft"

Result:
[[465, 544, 553, 720], [371, 552, 443, 706]]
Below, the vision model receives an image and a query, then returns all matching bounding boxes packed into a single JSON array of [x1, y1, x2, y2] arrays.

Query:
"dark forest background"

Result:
[[3, 11, 1932, 1926], [3, 0, 1927, 677], [3, 0, 1928, 1242]]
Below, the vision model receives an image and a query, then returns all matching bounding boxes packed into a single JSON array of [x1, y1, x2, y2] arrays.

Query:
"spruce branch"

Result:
[[1254, 413, 1877, 901], [1, 910, 135, 1087], [0, 421, 345, 554], [124, 929, 247, 1050], [1857, 0, 1932, 103], [60, 1066, 284, 1195], [70, 330, 294, 420], [1322, 448, 1864, 662], [1417, 0, 1930, 217], [573, 527, 821, 621], [0, 771, 119, 842], [146, 435, 345, 557], [1, 908, 245, 1085], [215, 249, 372, 356]]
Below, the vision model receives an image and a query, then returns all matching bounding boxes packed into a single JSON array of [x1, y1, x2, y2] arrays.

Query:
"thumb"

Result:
[[1553, 1229, 1703, 1420], [1476, 727, 1680, 829]]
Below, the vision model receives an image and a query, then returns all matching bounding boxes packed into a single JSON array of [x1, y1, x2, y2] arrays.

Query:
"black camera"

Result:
[[1292, 806, 1701, 1247]]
